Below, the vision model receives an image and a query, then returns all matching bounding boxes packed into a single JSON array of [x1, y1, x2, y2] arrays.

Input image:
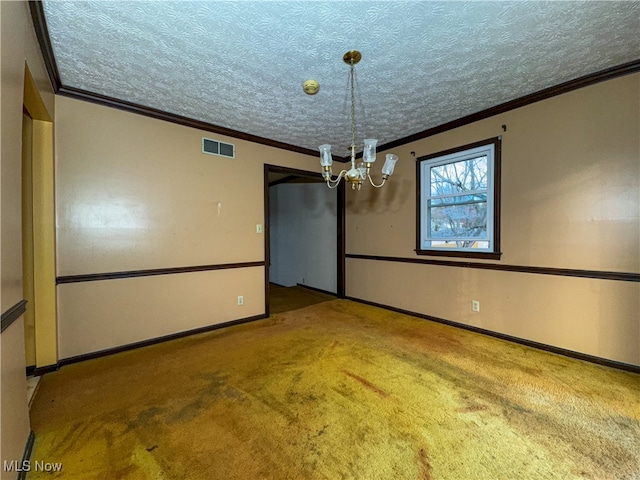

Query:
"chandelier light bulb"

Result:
[[363, 139, 378, 163], [382, 154, 398, 176], [319, 144, 333, 167]]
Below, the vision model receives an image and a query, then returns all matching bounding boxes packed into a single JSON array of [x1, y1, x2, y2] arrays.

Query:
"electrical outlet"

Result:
[[237, 295, 244, 306], [471, 300, 480, 312]]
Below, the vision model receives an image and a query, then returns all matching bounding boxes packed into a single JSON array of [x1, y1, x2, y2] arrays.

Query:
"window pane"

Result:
[[430, 156, 488, 196], [429, 202, 487, 239], [417, 137, 499, 256]]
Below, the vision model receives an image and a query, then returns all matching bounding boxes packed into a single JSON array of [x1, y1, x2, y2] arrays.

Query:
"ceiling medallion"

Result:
[[319, 50, 398, 190], [303, 79, 320, 95]]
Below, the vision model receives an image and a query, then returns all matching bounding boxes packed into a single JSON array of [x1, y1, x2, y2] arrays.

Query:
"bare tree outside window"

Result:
[[417, 137, 500, 257], [429, 156, 488, 248]]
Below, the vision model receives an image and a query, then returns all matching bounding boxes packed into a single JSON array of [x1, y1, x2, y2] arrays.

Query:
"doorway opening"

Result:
[[264, 165, 345, 316]]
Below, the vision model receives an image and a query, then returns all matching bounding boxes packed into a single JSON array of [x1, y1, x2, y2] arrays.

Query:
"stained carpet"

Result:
[[28, 300, 640, 479]]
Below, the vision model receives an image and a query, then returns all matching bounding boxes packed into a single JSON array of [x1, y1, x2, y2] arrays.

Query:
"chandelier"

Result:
[[319, 50, 399, 190]]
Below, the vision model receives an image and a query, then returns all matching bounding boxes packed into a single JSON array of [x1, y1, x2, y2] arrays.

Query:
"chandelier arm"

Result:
[[367, 174, 388, 188], [326, 169, 348, 188]]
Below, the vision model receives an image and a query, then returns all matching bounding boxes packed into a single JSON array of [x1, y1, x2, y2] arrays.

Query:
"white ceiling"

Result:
[[41, 1, 640, 155]]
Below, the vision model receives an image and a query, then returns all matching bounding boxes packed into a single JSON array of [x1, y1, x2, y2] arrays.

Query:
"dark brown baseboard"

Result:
[[56, 313, 268, 369], [17, 431, 35, 480], [296, 283, 337, 297], [346, 296, 640, 374], [29, 296, 639, 377], [27, 363, 60, 377], [31, 364, 59, 376]]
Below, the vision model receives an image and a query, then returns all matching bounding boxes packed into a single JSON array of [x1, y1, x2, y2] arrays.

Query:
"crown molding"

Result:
[[377, 59, 640, 153]]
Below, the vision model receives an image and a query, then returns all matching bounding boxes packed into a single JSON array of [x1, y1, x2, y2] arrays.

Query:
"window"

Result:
[[416, 137, 501, 259]]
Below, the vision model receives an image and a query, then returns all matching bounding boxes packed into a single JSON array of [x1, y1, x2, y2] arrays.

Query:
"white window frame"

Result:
[[417, 137, 501, 259]]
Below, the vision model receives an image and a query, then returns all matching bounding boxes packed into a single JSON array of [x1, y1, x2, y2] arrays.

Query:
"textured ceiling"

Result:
[[41, 1, 640, 155]]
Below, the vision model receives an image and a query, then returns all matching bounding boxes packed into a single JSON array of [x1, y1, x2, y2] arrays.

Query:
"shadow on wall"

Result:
[[300, 183, 337, 217], [347, 178, 412, 215]]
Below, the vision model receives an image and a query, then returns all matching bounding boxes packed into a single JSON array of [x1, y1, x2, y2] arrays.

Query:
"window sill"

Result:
[[414, 249, 502, 260]]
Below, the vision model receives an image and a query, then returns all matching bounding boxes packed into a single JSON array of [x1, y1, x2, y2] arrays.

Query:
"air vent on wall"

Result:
[[202, 137, 235, 158]]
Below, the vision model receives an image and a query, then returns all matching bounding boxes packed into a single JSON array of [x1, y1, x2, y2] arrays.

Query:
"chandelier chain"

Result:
[[350, 59, 356, 160]]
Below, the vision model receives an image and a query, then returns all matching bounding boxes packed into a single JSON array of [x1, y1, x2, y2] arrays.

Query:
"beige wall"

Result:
[[55, 96, 319, 358], [346, 73, 640, 366], [1, 0, 54, 474], [57, 268, 265, 359]]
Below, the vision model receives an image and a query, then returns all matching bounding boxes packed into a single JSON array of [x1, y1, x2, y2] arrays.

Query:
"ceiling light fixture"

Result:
[[319, 50, 399, 190]]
